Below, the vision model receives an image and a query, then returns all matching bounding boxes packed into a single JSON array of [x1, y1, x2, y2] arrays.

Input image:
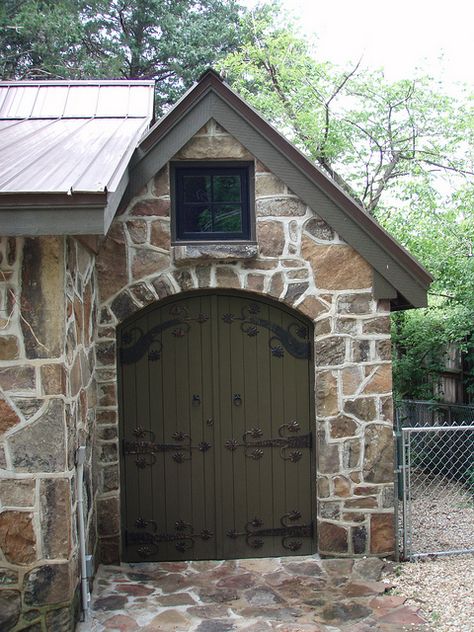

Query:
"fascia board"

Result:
[[0, 207, 106, 235], [130, 90, 429, 308]]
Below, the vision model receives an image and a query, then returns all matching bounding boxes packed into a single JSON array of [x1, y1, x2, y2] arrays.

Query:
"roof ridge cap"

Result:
[[0, 80, 155, 87]]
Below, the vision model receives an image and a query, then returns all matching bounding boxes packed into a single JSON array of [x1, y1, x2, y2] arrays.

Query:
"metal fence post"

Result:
[[401, 428, 409, 560], [393, 429, 400, 562]]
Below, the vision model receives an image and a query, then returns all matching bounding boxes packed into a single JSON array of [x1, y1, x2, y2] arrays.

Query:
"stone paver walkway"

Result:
[[78, 557, 430, 631]]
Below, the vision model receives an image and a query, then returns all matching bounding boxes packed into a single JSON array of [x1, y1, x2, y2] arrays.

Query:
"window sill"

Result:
[[172, 243, 258, 266]]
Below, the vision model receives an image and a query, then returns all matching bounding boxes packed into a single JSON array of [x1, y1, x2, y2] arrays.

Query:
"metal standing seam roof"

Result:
[[0, 81, 155, 233], [0, 72, 431, 309]]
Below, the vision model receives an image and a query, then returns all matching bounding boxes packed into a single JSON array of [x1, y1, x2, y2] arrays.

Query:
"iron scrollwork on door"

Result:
[[123, 426, 211, 467], [225, 420, 311, 462], [120, 304, 209, 364], [221, 302, 310, 359], [127, 518, 214, 557], [226, 511, 313, 551]]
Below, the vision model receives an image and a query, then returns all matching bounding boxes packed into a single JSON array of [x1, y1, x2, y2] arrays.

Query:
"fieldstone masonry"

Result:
[[94, 120, 395, 564], [1, 119, 395, 629], [0, 236, 98, 631]]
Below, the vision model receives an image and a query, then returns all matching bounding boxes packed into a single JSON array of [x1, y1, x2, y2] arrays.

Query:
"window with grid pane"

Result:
[[173, 164, 251, 241]]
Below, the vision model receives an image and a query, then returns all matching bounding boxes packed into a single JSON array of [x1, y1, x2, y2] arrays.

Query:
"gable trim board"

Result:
[[128, 72, 431, 309], [0, 71, 432, 308]]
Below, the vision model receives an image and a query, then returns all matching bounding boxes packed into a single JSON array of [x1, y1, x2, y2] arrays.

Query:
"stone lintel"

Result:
[[172, 243, 258, 265]]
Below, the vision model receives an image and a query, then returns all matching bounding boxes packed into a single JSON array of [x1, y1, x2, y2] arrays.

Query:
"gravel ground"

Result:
[[390, 471, 474, 631], [386, 555, 474, 632], [406, 472, 474, 554]]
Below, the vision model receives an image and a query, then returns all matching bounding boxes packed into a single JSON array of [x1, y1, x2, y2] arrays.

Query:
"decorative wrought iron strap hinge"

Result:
[[126, 518, 213, 557], [120, 304, 209, 364], [221, 302, 310, 359], [123, 426, 211, 467], [226, 511, 313, 551], [225, 420, 311, 462]]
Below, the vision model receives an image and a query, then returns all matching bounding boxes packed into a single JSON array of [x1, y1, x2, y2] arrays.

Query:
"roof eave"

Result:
[[0, 191, 109, 235], [0, 191, 107, 207]]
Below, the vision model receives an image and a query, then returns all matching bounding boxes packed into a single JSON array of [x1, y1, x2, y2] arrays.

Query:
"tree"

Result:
[[218, 3, 474, 401], [0, 1, 84, 80], [218, 4, 473, 217], [386, 183, 474, 400], [80, 0, 245, 109], [0, 0, 246, 111]]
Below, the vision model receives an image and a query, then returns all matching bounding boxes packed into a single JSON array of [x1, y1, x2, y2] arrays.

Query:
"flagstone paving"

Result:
[[78, 556, 430, 631]]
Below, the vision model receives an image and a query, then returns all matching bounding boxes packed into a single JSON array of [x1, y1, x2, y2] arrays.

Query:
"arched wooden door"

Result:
[[119, 292, 315, 561]]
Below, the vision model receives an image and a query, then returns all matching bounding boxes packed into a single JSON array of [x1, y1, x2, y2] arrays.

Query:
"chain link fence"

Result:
[[395, 400, 474, 560]]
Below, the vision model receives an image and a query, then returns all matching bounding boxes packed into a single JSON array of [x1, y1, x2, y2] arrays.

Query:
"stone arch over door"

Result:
[[117, 290, 315, 561]]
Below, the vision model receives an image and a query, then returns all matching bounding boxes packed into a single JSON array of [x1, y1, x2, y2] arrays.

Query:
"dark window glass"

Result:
[[175, 165, 250, 241], [183, 176, 211, 203], [182, 206, 213, 233], [213, 176, 241, 202], [214, 205, 242, 232]]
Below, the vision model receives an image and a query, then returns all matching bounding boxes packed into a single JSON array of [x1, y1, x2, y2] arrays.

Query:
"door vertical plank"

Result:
[[226, 295, 248, 559], [211, 294, 226, 558], [254, 300, 275, 557], [294, 326, 313, 553], [161, 305, 180, 560], [133, 313, 152, 547], [270, 305, 288, 556], [172, 298, 195, 559], [187, 295, 216, 559], [147, 305, 167, 560]]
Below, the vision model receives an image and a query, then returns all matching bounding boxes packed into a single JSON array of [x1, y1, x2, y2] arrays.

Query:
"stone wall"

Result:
[[95, 119, 395, 561], [0, 236, 98, 631]]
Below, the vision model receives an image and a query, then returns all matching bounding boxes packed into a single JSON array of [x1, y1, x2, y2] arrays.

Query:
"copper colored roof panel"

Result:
[[0, 80, 154, 197], [0, 117, 149, 193]]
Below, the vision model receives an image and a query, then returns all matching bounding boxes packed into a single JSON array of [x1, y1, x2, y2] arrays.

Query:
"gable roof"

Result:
[[127, 70, 431, 309], [0, 71, 431, 309], [0, 80, 154, 235]]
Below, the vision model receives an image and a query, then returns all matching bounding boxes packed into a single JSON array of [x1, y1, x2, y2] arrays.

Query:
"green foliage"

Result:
[[0, 0, 246, 112], [80, 0, 245, 110], [219, 3, 474, 400], [0, 1, 84, 79], [219, 4, 474, 215], [391, 310, 450, 401], [385, 180, 474, 400]]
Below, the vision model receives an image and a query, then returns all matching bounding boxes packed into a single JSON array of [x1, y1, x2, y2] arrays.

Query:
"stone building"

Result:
[[0, 71, 431, 630]]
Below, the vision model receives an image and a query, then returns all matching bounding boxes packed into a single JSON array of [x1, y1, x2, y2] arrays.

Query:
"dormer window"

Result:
[[171, 162, 253, 242]]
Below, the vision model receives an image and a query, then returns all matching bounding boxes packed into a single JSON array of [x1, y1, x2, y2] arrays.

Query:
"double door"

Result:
[[119, 292, 314, 561]]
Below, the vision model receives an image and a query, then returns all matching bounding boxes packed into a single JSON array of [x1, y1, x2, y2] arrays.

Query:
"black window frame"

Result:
[[171, 161, 255, 244]]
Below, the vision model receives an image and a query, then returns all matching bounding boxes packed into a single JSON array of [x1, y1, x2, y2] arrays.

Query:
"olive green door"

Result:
[[119, 292, 314, 562]]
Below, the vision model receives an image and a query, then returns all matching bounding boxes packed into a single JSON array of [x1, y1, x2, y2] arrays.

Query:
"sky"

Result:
[[241, 0, 474, 87]]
